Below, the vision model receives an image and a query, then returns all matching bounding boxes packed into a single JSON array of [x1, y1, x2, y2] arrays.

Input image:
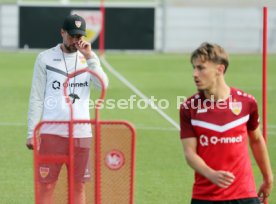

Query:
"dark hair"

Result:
[[191, 42, 229, 73]]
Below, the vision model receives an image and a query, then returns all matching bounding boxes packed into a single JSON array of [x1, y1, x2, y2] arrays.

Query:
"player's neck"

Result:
[[204, 81, 230, 101], [60, 44, 77, 54]]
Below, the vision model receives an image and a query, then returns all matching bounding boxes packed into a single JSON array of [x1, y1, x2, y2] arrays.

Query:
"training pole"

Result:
[[262, 6, 268, 204], [99, 0, 106, 56], [262, 7, 267, 142]]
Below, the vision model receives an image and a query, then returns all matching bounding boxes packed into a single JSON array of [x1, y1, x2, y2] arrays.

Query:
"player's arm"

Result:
[[248, 127, 273, 202], [75, 39, 109, 89], [26, 54, 46, 150], [180, 103, 235, 188], [181, 138, 235, 188]]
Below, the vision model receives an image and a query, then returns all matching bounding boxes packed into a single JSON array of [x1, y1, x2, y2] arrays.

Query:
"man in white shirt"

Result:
[[26, 14, 109, 204]]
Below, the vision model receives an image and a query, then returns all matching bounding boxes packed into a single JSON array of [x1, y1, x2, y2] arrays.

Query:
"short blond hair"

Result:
[[191, 42, 229, 73]]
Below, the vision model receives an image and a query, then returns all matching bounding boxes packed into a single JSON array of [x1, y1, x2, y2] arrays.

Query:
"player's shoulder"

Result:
[[37, 44, 60, 62], [231, 87, 257, 102], [180, 92, 202, 110], [91, 50, 99, 58], [89, 51, 101, 64]]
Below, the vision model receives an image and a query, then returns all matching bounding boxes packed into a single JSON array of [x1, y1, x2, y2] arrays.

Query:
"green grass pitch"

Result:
[[0, 51, 275, 203]]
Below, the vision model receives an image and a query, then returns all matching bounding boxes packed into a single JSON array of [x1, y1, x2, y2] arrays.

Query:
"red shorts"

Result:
[[38, 134, 92, 183]]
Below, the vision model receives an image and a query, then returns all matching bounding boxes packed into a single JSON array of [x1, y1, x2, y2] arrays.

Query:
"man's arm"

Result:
[[181, 137, 235, 188], [75, 40, 109, 89], [248, 127, 273, 202], [26, 54, 46, 150], [86, 54, 109, 89]]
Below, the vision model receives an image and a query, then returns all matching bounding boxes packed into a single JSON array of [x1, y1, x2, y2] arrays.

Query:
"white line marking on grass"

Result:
[[100, 56, 180, 130], [268, 131, 276, 136], [135, 125, 276, 135], [0, 122, 26, 126], [135, 125, 178, 132], [268, 125, 276, 129], [0, 121, 276, 136]]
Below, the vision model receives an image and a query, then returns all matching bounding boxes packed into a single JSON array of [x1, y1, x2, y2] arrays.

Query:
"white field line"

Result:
[[100, 56, 276, 132], [135, 125, 178, 132], [0, 122, 276, 135], [100, 56, 180, 130], [1, 121, 274, 129], [268, 125, 276, 129], [267, 131, 276, 136], [135, 125, 276, 135], [0, 122, 26, 126]]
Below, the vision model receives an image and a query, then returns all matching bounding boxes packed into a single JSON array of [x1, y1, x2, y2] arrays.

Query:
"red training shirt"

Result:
[[180, 87, 259, 201]]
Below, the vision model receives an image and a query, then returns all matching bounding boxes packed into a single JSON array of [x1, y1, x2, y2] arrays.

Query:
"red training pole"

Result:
[[262, 7, 267, 142], [64, 77, 75, 204], [262, 6, 268, 204], [97, 5, 106, 202], [68, 102, 75, 204], [99, 0, 106, 56]]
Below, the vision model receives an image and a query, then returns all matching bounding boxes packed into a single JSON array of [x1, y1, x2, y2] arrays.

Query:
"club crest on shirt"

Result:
[[230, 101, 242, 115], [39, 167, 50, 178], [79, 55, 86, 64]]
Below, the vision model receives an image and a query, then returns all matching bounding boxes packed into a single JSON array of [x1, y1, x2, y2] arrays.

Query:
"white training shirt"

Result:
[[27, 44, 109, 138]]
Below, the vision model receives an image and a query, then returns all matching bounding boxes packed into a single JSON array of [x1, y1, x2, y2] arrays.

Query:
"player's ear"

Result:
[[61, 29, 66, 38], [217, 64, 225, 75]]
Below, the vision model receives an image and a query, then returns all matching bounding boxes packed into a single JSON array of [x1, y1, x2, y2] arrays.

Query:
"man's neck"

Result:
[[60, 44, 76, 54], [204, 83, 230, 101]]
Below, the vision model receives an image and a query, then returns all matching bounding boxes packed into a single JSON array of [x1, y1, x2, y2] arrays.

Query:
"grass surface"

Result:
[[0, 51, 275, 203]]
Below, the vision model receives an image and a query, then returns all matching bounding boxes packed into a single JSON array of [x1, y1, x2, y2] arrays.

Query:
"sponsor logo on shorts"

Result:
[[84, 168, 91, 178], [199, 135, 243, 146], [39, 167, 50, 178], [105, 150, 125, 170]]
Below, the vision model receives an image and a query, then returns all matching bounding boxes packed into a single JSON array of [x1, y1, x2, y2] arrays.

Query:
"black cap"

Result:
[[62, 14, 86, 36]]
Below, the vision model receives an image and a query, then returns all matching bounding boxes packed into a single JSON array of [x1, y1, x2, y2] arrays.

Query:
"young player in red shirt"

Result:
[[180, 42, 273, 204]]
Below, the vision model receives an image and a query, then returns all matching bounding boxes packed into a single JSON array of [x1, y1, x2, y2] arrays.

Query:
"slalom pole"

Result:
[[99, 0, 106, 56], [262, 6, 267, 142], [95, 1, 105, 203], [64, 76, 75, 204], [262, 6, 268, 204]]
